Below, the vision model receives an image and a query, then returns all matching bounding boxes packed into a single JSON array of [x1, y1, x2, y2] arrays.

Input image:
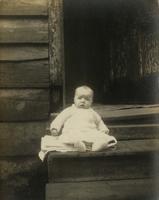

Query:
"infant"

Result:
[[50, 85, 117, 151]]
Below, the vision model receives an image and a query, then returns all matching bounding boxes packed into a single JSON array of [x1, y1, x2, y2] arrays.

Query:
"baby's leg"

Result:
[[74, 141, 86, 152], [92, 137, 117, 151], [92, 141, 107, 151]]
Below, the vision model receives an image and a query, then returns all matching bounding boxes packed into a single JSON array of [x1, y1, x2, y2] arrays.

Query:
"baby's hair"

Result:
[[75, 85, 94, 97]]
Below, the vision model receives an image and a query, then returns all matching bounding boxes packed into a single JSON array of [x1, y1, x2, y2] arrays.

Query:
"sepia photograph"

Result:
[[0, 0, 159, 199]]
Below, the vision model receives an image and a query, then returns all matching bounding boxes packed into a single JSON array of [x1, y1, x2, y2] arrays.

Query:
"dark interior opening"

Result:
[[64, 0, 159, 105]]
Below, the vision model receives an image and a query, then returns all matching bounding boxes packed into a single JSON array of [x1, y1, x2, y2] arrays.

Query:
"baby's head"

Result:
[[74, 86, 94, 109]]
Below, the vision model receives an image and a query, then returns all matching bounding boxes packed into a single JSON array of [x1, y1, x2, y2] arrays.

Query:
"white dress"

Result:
[[50, 105, 110, 144]]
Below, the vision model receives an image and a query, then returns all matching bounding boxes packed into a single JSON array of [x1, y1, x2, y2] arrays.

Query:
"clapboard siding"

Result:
[[0, 138, 40, 156], [0, 121, 48, 156], [0, 19, 48, 43], [0, 1, 49, 199], [0, 122, 48, 140], [0, 0, 48, 16], [0, 45, 48, 61], [0, 89, 50, 121], [0, 61, 49, 88]]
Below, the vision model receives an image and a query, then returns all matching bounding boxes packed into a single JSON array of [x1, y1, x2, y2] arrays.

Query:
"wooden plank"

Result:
[[0, 0, 48, 16], [0, 138, 41, 156], [4, 122, 158, 156], [0, 61, 49, 88], [46, 179, 157, 200], [109, 124, 159, 140], [0, 19, 48, 43], [50, 87, 63, 112], [49, 113, 159, 139], [48, 139, 159, 159], [0, 89, 50, 121], [48, 0, 64, 86], [0, 121, 48, 156], [93, 105, 159, 121], [51, 104, 159, 124], [0, 45, 48, 61], [47, 139, 159, 182], [0, 122, 48, 140]]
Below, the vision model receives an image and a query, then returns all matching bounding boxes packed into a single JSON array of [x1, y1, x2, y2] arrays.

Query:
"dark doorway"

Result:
[[64, 0, 159, 104]]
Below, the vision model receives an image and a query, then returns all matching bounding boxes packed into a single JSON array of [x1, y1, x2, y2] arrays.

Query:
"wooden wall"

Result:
[[0, 0, 50, 121], [0, 1, 50, 199]]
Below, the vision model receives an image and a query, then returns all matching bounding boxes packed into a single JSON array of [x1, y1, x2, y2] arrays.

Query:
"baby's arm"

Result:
[[50, 107, 72, 136], [98, 119, 109, 134], [93, 110, 109, 134]]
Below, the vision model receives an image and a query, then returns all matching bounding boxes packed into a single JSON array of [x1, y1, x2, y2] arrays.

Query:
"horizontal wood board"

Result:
[[48, 139, 159, 182], [0, 45, 48, 61], [0, 0, 48, 16], [94, 104, 159, 121], [109, 124, 159, 140], [51, 104, 159, 124], [0, 89, 50, 121], [0, 19, 48, 43], [1, 123, 159, 156], [0, 61, 49, 88]]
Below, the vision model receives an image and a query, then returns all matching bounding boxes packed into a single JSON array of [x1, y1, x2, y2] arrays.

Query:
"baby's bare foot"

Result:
[[74, 141, 86, 152]]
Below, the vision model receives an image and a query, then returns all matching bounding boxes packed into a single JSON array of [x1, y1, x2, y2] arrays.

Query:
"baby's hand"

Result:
[[50, 128, 59, 136]]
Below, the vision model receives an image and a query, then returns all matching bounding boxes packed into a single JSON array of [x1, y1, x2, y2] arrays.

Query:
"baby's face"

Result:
[[74, 89, 93, 109]]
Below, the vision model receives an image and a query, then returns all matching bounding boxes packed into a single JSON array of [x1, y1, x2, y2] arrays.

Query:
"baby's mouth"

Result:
[[79, 104, 85, 108]]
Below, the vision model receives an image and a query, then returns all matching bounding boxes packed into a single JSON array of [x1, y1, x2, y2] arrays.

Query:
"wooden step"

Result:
[[47, 139, 159, 183], [109, 124, 159, 140], [51, 104, 159, 125], [47, 123, 159, 141], [46, 178, 158, 200], [93, 104, 159, 123]]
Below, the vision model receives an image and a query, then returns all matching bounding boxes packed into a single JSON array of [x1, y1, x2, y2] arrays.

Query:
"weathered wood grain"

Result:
[[46, 179, 157, 200], [48, 0, 64, 85], [51, 104, 159, 124], [48, 139, 159, 182], [0, 61, 49, 88], [109, 124, 159, 140], [0, 89, 50, 121], [93, 105, 159, 122], [0, 138, 40, 156], [0, 0, 48, 16], [0, 121, 48, 156], [0, 19, 48, 43], [0, 45, 48, 61], [1, 123, 159, 156], [0, 122, 48, 140]]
